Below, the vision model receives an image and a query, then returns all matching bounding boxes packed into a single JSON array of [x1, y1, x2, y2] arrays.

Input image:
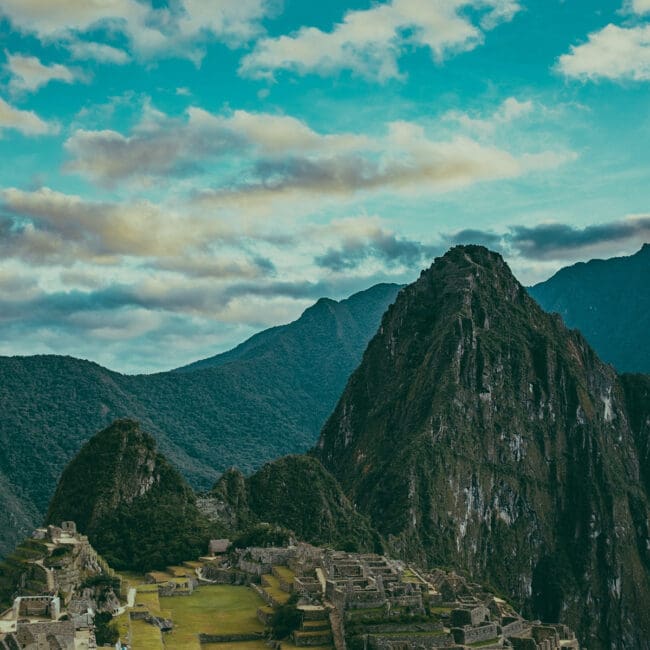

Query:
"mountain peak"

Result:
[[46, 419, 207, 571], [316, 247, 650, 648]]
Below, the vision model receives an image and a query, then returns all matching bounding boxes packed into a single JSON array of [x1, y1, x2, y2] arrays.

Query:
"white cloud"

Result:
[[67, 40, 131, 65], [62, 103, 573, 201], [0, 186, 232, 262], [64, 107, 374, 186], [444, 96, 534, 135], [239, 0, 521, 81], [194, 120, 575, 210], [0, 0, 274, 62], [0, 97, 58, 135], [629, 0, 650, 15], [5, 52, 78, 94], [557, 23, 650, 81]]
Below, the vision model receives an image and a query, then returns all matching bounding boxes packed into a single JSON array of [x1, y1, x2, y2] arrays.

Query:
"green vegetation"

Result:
[[130, 617, 164, 650], [270, 593, 302, 639], [233, 524, 294, 550], [94, 611, 119, 646], [159, 585, 265, 647], [529, 243, 650, 373], [214, 456, 380, 553], [46, 420, 210, 571], [0, 284, 400, 557], [0, 538, 49, 609]]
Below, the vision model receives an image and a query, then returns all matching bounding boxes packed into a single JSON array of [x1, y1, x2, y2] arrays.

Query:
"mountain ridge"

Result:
[[316, 245, 650, 649], [0, 282, 400, 557], [529, 243, 650, 373]]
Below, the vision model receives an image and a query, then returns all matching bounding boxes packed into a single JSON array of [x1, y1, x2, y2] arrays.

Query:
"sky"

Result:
[[0, 0, 649, 373]]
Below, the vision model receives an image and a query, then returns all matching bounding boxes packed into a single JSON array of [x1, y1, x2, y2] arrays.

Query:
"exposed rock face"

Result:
[[46, 419, 208, 571], [200, 456, 378, 552], [316, 245, 650, 649]]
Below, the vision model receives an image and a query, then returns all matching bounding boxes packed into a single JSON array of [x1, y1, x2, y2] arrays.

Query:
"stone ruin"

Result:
[[14, 596, 61, 621]]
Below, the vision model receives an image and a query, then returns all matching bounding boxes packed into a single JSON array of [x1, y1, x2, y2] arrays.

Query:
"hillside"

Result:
[[529, 243, 650, 373], [201, 455, 379, 552], [316, 245, 650, 649], [46, 419, 209, 571], [0, 283, 400, 557]]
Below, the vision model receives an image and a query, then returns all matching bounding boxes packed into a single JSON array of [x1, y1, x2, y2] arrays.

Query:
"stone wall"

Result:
[[451, 623, 498, 645], [366, 633, 455, 649], [16, 620, 75, 650], [198, 632, 264, 643]]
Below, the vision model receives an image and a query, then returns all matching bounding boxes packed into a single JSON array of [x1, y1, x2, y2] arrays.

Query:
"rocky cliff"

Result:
[[316, 245, 650, 649], [46, 419, 208, 571]]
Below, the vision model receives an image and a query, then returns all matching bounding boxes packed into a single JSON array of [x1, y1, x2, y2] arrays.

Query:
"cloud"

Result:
[[0, 97, 58, 134], [66, 40, 131, 65], [315, 226, 439, 272], [0, 187, 227, 262], [195, 121, 574, 207], [629, 0, 650, 15], [444, 97, 534, 135], [507, 216, 650, 259], [4, 52, 80, 94], [443, 228, 504, 250], [64, 106, 373, 186], [441, 216, 650, 261], [557, 23, 650, 81], [0, 187, 282, 290], [0, 0, 275, 63], [240, 0, 521, 81]]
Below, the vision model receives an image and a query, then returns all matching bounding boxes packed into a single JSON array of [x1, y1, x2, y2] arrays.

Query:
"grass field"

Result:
[[273, 566, 295, 582], [130, 618, 164, 650], [160, 585, 266, 648]]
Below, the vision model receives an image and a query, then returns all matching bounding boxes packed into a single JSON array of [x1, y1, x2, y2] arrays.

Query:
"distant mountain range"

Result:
[[529, 244, 650, 373], [21, 245, 650, 649], [0, 283, 400, 557], [2, 244, 649, 571]]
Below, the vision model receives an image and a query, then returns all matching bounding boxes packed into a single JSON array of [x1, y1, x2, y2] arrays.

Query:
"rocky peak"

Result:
[[316, 246, 650, 649], [46, 419, 208, 571]]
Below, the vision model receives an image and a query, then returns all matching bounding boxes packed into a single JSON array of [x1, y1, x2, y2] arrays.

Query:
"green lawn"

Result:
[[130, 618, 164, 650], [160, 585, 265, 648], [273, 566, 295, 582]]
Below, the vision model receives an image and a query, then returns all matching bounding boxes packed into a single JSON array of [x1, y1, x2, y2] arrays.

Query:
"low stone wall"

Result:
[[366, 632, 454, 649], [293, 631, 333, 646], [451, 623, 498, 645], [503, 618, 528, 637], [198, 632, 265, 643], [257, 607, 274, 626], [300, 607, 329, 621], [252, 583, 279, 608], [239, 560, 272, 576], [351, 622, 443, 635], [294, 577, 322, 595], [201, 566, 252, 585], [509, 637, 537, 650]]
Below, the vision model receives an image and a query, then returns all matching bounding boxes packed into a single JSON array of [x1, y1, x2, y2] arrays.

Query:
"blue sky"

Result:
[[0, 0, 648, 373]]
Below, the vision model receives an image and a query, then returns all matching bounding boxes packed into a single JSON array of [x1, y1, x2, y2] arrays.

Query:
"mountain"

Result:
[[46, 419, 208, 571], [529, 243, 650, 373], [316, 245, 650, 649], [0, 283, 400, 557], [201, 456, 379, 552]]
